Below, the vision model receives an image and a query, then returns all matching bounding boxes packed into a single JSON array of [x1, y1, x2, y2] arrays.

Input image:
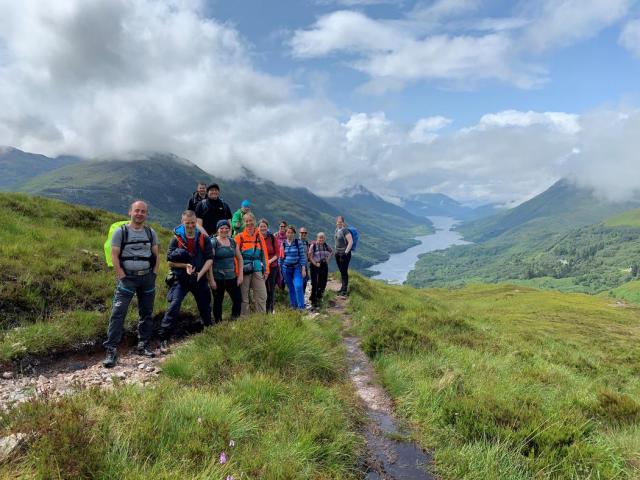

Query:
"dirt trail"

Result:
[[327, 279, 434, 480], [0, 341, 180, 411]]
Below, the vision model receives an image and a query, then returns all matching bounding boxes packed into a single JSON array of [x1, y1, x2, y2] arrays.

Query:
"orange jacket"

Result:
[[235, 229, 270, 275]]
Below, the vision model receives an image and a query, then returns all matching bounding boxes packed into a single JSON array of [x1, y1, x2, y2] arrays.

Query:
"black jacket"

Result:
[[195, 198, 232, 235], [187, 192, 206, 212]]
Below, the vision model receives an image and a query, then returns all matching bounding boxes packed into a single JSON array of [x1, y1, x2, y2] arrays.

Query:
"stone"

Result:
[[138, 363, 146, 370], [1, 372, 14, 380], [0, 433, 28, 464], [145, 366, 155, 373], [116, 372, 126, 380]]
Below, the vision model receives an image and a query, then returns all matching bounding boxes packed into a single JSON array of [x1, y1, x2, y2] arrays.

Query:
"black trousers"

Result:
[[265, 264, 277, 313], [310, 262, 328, 306], [212, 277, 242, 322], [335, 252, 351, 294]]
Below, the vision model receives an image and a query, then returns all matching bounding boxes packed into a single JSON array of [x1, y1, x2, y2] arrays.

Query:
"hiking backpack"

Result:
[[104, 222, 155, 268], [347, 226, 359, 251]]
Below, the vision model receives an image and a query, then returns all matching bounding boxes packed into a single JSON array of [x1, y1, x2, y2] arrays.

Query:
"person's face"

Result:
[[259, 223, 268, 236], [183, 216, 197, 234], [129, 202, 148, 224], [279, 223, 287, 233], [317, 234, 325, 245], [217, 224, 230, 237], [299, 229, 308, 241], [242, 206, 250, 214], [336, 217, 344, 228], [197, 184, 206, 196], [207, 188, 220, 200], [244, 216, 255, 231], [286, 229, 295, 241]]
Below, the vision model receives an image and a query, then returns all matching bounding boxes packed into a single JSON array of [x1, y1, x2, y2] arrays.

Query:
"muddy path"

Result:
[[327, 280, 434, 479]]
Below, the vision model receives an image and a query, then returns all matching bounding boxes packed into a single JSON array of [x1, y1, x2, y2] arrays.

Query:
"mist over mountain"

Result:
[[401, 193, 501, 221]]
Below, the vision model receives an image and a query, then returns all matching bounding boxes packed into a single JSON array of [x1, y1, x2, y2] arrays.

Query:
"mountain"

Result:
[[401, 192, 499, 220], [458, 179, 640, 243], [9, 149, 430, 270], [408, 182, 640, 294], [0, 146, 80, 189]]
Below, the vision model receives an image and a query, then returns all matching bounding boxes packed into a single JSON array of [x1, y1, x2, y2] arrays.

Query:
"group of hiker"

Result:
[[102, 181, 355, 368]]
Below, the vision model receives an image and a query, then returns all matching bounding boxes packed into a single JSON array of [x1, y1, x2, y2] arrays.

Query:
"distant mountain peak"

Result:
[[340, 184, 379, 198]]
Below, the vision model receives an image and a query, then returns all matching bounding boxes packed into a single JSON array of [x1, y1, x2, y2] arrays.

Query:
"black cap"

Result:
[[207, 183, 220, 192]]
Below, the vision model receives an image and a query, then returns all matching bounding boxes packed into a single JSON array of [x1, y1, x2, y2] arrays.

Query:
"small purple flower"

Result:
[[219, 452, 227, 464], [226, 476, 234, 480]]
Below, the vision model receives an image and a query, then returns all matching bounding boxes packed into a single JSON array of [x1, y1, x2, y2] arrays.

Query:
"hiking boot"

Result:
[[160, 340, 171, 355], [136, 342, 155, 358], [102, 348, 118, 368]]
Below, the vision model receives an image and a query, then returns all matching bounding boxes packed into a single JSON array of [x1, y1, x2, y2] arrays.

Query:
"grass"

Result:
[[0, 312, 364, 479], [347, 273, 640, 479], [604, 209, 640, 228]]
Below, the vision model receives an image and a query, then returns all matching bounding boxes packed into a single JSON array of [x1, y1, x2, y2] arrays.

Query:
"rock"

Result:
[[145, 366, 155, 373], [1, 372, 14, 380], [0, 433, 28, 464], [138, 363, 146, 370], [7, 390, 30, 404], [116, 372, 126, 380]]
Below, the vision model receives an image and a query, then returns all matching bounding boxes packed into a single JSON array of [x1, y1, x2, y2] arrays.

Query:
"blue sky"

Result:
[[210, 0, 640, 127], [1, 0, 640, 204]]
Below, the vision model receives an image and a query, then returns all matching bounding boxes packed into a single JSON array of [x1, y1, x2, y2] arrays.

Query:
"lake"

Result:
[[370, 216, 469, 285]]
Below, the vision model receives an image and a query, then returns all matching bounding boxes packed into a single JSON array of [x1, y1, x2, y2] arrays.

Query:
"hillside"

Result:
[[604, 209, 640, 228], [348, 275, 640, 479], [10, 149, 431, 270], [458, 179, 640, 243], [0, 146, 80, 189]]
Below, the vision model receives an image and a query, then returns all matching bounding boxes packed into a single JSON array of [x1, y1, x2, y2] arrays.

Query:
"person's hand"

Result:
[[186, 264, 195, 275], [197, 269, 206, 282], [116, 269, 126, 280], [264, 272, 269, 279], [237, 275, 243, 287], [302, 267, 307, 279], [209, 277, 217, 290]]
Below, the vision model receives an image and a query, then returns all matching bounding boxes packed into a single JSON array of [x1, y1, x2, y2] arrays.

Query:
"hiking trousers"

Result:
[[240, 271, 267, 315], [265, 264, 278, 313], [310, 262, 328, 307], [282, 265, 305, 309], [104, 272, 156, 349], [159, 279, 211, 340], [212, 277, 242, 322], [335, 252, 351, 294]]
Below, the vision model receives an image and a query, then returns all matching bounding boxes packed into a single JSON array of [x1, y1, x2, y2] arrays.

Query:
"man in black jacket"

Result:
[[195, 183, 232, 235], [187, 181, 207, 212], [158, 210, 213, 353]]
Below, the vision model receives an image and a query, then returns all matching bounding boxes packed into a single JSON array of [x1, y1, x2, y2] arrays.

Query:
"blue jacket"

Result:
[[279, 238, 307, 268], [167, 225, 213, 283]]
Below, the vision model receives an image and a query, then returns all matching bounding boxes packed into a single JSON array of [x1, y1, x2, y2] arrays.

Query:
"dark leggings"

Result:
[[212, 277, 242, 322], [335, 252, 351, 294], [310, 262, 328, 306], [265, 263, 278, 313]]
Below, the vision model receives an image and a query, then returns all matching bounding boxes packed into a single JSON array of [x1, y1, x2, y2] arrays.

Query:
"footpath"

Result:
[[326, 279, 434, 480]]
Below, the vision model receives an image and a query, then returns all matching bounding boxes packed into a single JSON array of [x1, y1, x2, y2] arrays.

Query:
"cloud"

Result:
[[519, 0, 632, 53], [619, 19, 640, 57], [1, 0, 640, 206], [291, 0, 633, 92]]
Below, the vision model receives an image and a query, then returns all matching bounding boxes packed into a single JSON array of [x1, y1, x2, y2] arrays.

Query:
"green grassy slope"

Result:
[[604, 209, 640, 228], [348, 274, 640, 479], [0, 147, 80, 189], [1, 312, 364, 478], [0, 193, 176, 361], [15, 153, 430, 270]]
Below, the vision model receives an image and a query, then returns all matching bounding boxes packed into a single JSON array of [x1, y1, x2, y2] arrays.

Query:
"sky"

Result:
[[1, 0, 640, 205]]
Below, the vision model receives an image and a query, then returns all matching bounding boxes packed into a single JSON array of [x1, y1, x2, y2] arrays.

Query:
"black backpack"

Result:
[[119, 225, 156, 268]]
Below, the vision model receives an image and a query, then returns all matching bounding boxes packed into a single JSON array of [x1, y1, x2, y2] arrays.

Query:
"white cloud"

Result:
[[619, 19, 640, 56], [519, 0, 632, 53], [1, 0, 640, 206]]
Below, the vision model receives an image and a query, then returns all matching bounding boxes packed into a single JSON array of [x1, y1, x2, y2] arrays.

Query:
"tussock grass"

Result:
[[348, 274, 640, 479], [1, 313, 363, 479]]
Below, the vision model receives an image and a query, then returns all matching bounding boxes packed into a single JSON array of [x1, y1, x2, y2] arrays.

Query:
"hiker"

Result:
[[258, 218, 279, 313], [158, 210, 213, 353], [231, 199, 251, 236], [235, 213, 270, 314], [335, 216, 353, 296], [279, 225, 307, 310], [299, 226, 311, 300], [195, 183, 232, 236], [103, 200, 159, 368], [275, 220, 288, 289], [187, 181, 207, 212], [209, 219, 243, 323], [309, 232, 333, 309]]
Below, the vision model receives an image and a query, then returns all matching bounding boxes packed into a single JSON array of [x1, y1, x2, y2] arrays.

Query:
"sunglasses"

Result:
[[300, 232, 308, 235]]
